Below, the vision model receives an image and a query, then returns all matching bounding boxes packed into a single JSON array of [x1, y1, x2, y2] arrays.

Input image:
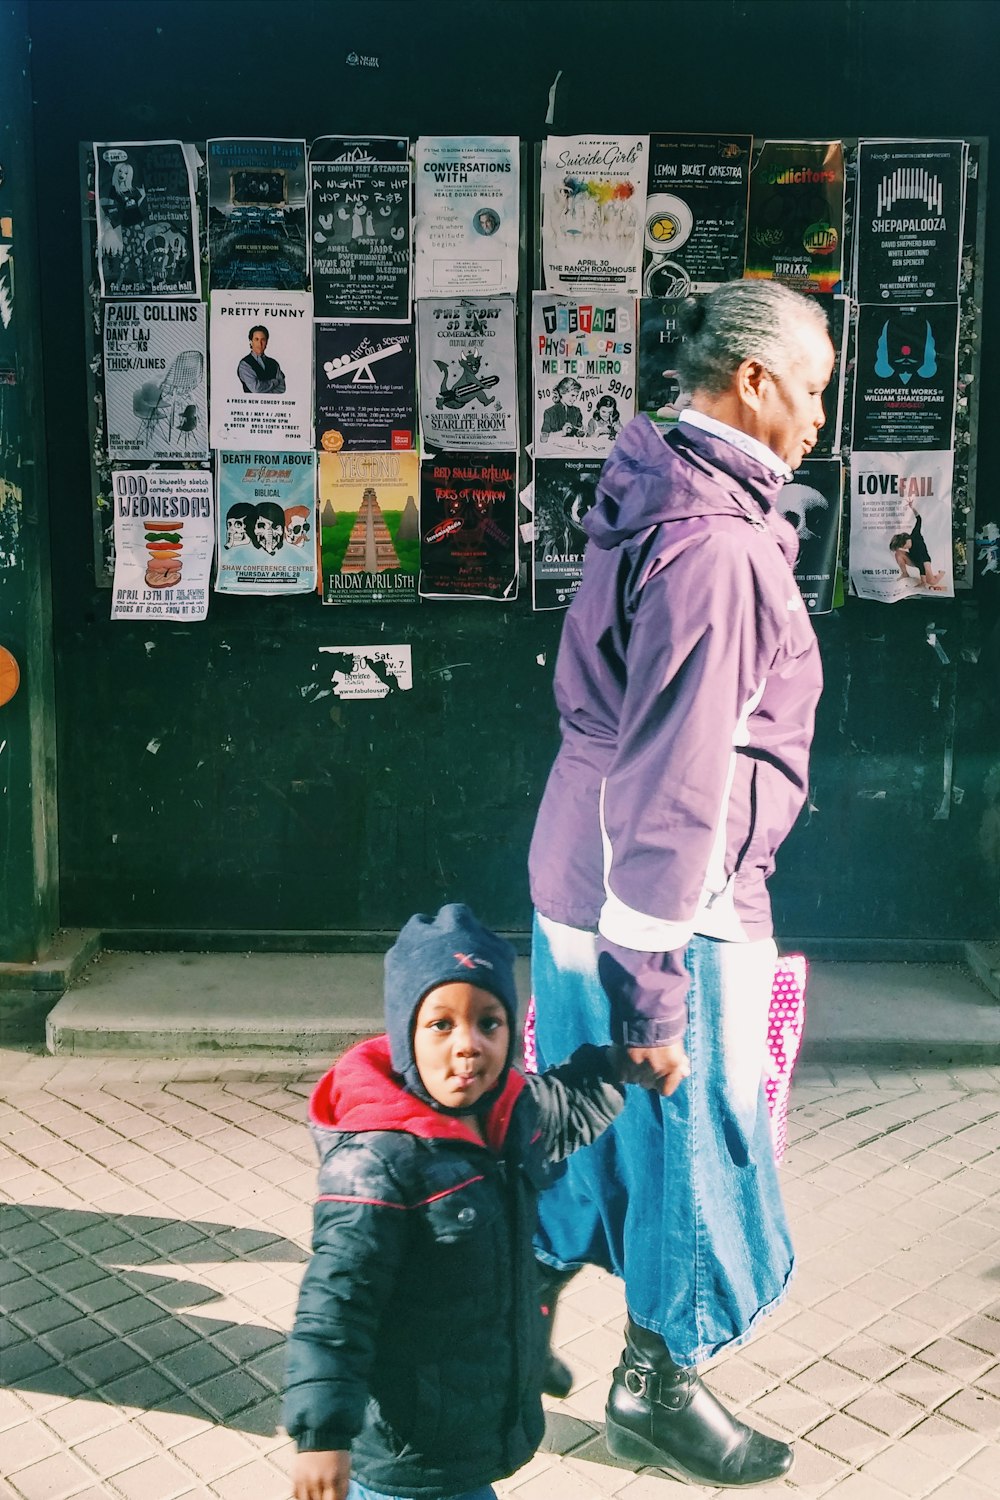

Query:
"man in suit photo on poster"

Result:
[[237, 325, 287, 394]]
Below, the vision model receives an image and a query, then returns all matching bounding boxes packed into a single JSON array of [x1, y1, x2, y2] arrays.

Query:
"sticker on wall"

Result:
[[215, 451, 317, 595], [414, 136, 520, 297], [532, 293, 636, 459], [318, 644, 413, 699], [416, 296, 517, 452], [643, 134, 751, 297], [310, 136, 411, 321], [541, 135, 648, 297], [315, 322, 415, 453], [103, 301, 209, 461], [744, 140, 844, 294], [94, 140, 200, 299], [207, 137, 309, 291], [209, 290, 313, 450], [111, 468, 214, 620], [320, 449, 420, 605], [848, 449, 954, 602]]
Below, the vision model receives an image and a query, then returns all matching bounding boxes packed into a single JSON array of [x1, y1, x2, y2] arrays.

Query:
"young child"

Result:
[[283, 902, 641, 1500]]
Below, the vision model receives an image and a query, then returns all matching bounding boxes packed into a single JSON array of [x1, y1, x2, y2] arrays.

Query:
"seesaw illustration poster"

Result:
[[315, 322, 416, 453], [416, 296, 517, 452]]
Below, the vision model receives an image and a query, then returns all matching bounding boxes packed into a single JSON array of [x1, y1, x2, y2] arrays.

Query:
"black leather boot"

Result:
[[605, 1317, 793, 1487], [536, 1263, 578, 1399]]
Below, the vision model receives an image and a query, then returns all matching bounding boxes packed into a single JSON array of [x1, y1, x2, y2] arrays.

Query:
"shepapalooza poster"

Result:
[[103, 301, 208, 461], [419, 453, 517, 600], [416, 296, 517, 452], [209, 290, 313, 450], [773, 458, 842, 615], [849, 450, 954, 602], [643, 134, 751, 298], [111, 469, 214, 620], [542, 135, 648, 296], [852, 303, 958, 451], [532, 293, 636, 459], [93, 140, 200, 299], [855, 139, 966, 305], [310, 137, 411, 321], [745, 140, 844, 294], [320, 449, 420, 605], [215, 450, 317, 595], [532, 458, 603, 611], [206, 138, 308, 291], [413, 136, 519, 297], [315, 323, 415, 453]]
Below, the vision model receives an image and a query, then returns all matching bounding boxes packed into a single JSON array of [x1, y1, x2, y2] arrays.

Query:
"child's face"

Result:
[[412, 983, 510, 1110]]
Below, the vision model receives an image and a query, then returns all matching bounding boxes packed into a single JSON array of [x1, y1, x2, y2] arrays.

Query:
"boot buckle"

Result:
[[623, 1366, 648, 1397]]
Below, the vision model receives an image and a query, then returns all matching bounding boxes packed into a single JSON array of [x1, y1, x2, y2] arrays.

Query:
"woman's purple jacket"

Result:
[[528, 414, 823, 1046]]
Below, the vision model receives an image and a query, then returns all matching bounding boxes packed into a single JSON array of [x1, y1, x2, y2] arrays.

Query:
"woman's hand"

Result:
[[292, 1449, 351, 1500], [619, 1043, 691, 1096]]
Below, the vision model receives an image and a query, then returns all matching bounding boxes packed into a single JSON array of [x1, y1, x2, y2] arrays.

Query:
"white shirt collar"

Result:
[[678, 408, 792, 480]]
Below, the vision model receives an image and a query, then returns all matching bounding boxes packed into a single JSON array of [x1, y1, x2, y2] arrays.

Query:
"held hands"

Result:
[[292, 1449, 351, 1500], [611, 1042, 691, 1096]]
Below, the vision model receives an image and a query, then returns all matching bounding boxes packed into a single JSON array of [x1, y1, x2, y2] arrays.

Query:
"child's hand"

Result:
[[292, 1449, 350, 1500], [612, 1042, 690, 1096]]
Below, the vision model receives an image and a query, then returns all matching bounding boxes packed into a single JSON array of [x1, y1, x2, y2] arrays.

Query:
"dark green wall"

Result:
[[25, 0, 1000, 942]]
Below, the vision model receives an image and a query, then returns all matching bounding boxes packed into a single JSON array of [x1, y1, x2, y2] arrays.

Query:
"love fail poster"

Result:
[[419, 453, 517, 600], [745, 140, 844, 293], [320, 450, 420, 605], [310, 137, 411, 321], [532, 293, 636, 459], [542, 135, 648, 296], [206, 138, 309, 292], [315, 323, 416, 453], [855, 140, 966, 305], [209, 290, 313, 450], [416, 296, 517, 452], [111, 469, 214, 621], [414, 136, 519, 297], [531, 457, 603, 611], [849, 450, 954, 602], [643, 134, 751, 297], [94, 140, 200, 299], [215, 450, 317, 595], [104, 301, 209, 461]]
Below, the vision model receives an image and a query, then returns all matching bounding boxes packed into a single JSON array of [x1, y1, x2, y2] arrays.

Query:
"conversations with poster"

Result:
[[542, 135, 648, 296], [745, 141, 844, 293], [315, 323, 415, 452], [413, 136, 519, 297], [103, 302, 209, 461], [416, 296, 517, 452], [419, 453, 517, 600], [320, 449, 420, 605], [532, 293, 636, 458], [215, 450, 317, 594], [209, 290, 313, 450], [311, 137, 411, 321], [111, 469, 214, 620], [207, 138, 308, 291], [855, 140, 966, 304], [853, 304, 958, 451], [848, 451, 954, 602], [532, 458, 603, 611], [94, 140, 200, 299], [773, 457, 843, 615], [643, 134, 751, 297]]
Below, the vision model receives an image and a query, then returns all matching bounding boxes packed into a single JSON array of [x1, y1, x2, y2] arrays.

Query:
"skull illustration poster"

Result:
[[848, 450, 954, 602], [94, 141, 200, 299], [541, 136, 648, 297], [419, 454, 517, 600], [853, 303, 958, 451], [215, 451, 317, 595], [111, 469, 214, 621], [416, 296, 517, 452], [532, 293, 636, 459], [643, 135, 751, 298], [206, 138, 308, 292], [532, 458, 603, 611], [745, 141, 844, 293], [855, 140, 966, 305], [414, 136, 519, 297], [315, 323, 416, 452], [209, 290, 313, 450], [772, 457, 843, 615], [310, 137, 411, 322], [320, 450, 420, 605], [104, 302, 208, 461]]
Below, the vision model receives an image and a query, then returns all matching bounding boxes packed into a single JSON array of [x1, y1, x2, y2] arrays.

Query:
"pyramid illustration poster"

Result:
[[320, 450, 419, 605]]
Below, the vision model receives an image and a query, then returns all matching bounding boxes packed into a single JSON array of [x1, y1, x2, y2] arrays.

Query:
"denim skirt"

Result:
[[531, 913, 795, 1369]]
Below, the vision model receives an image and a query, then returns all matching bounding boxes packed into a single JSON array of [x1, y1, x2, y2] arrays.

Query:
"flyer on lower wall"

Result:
[[206, 138, 308, 292], [541, 135, 648, 297], [848, 449, 954, 602], [419, 453, 517, 600], [103, 301, 209, 461], [310, 137, 411, 321], [852, 303, 958, 452], [854, 140, 966, 306], [111, 468, 214, 620], [93, 140, 200, 300], [773, 457, 842, 615], [416, 296, 517, 452], [215, 450, 317, 595], [413, 136, 519, 298], [315, 322, 415, 453], [638, 298, 687, 430], [532, 293, 636, 459], [643, 134, 751, 298], [744, 140, 844, 293], [209, 290, 313, 450], [319, 450, 420, 605], [532, 457, 603, 612]]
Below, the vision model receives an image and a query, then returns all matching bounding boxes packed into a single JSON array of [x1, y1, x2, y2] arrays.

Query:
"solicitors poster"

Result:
[[643, 134, 751, 297], [416, 296, 517, 452], [852, 303, 958, 451], [855, 140, 966, 305], [209, 289, 313, 449], [532, 293, 636, 458], [315, 323, 416, 453], [103, 301, 209, 461], [320, 450, 420, 605], [419, 453, 518, 600], [111, 469, 214, 620], [414, 136, 519, 297], [745, 140, 844, 293], [94, 140, 200, 299], [542, 135, 648, 296], [215, 450, 317, 595], [206, 138, 309, 291], [532, 458, 603, 611], [772, 457, 842, 615], [848, 450, 954, 602], [310, 136, 411, 321]]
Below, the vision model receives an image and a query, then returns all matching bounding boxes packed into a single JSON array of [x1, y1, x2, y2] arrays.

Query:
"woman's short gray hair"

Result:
[[676, 281, 830, 395]]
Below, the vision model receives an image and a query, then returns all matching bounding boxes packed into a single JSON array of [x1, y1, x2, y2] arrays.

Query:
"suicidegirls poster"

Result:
[[643, 134, 751, 298], [416, 296, 517, 452], [414, 136, 519, 297], [93, 140, 200, 299], [532, 293, 636, 458], [206, 138, 308, 291], [542, 135, 648, 296], [310, 136, 411, 321]]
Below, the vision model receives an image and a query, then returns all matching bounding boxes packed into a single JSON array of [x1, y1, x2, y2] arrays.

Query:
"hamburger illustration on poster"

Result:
[[111, 469, 215, 621]]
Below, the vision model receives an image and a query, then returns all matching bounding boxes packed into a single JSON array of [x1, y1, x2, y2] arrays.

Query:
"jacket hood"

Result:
[[585, 415, 793, 554]]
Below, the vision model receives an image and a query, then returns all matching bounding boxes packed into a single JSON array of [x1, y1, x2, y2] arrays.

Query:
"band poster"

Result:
[[104, 301, 209, 461], [773, 457, 842, 615], [532, 458, 603, 611], [111, 469, 214, 620], [643, 134, 751, 297], [320, 449, 420, 605], [209, 290, 313, 450], [93, 140, 200, 300], [854, 140, 966, 305], [638, 299, 688, 430], [852, 303, 958, 451], [416, 296, 517, 452], [745, 140, 844, 293], [315, 323, 415, 453], [310, 137, 411, 322], [532, 293, 636, 458], [541, 135, 648, 296], [419, 454, 517, 600], [414, 136, 519, 298], [848, 450, 954, 602], [215, 450, 317, 595], [207, 138, 309, 292]]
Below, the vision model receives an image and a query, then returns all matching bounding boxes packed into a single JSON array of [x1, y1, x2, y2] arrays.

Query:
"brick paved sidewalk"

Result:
[[1, 1052, 999, 1500]]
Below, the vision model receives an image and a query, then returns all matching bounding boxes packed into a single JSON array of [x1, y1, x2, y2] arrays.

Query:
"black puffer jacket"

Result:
[[283, 1034, 624, 1499]]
